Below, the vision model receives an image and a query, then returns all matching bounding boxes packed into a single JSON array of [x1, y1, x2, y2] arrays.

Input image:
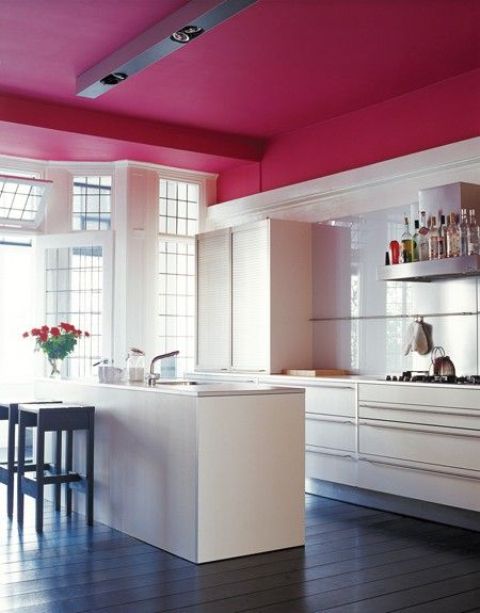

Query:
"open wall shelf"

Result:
[[377, 255, 480, 282]]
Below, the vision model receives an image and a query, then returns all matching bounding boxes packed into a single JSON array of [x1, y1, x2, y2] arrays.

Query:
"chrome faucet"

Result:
[[147, 350, 180, 385]]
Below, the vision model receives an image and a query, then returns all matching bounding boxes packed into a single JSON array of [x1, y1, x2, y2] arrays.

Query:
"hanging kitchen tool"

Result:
[[403, 316, 434, 355], [430, 346, 456, 376]]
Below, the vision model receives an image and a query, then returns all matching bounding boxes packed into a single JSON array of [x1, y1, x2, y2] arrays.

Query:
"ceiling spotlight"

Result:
[[100, 72, 128, 86], [170, 25, 204, 44]]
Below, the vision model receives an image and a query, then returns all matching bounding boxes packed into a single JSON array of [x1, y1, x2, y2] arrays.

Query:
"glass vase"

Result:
[[48, 357, 63, 378]]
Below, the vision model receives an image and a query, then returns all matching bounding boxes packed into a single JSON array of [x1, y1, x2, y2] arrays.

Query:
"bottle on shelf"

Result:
[[467, 209, 479, 255], [389, 240, 400, 265], [417, 210, 430, 261], [400, 216, 414, 263], [412, 219, 420, 262], [446, 212, 461, 258], [460, 208, 469, 256], [428, 215, 439, 260], [437, 214, 446, 259]]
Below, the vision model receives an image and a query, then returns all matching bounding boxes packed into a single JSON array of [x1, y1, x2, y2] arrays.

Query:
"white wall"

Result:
[[312, 205, 480, 376]]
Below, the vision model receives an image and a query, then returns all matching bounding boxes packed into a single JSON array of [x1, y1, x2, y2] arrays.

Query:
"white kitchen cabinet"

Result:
[[304, 384, 357, 484], [196, 219, 312, 373], [196, 228, 231, 370], [357, 382, 480, 513]]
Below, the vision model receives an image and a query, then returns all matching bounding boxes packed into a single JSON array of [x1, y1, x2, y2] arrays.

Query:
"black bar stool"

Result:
[[17, 403, 95, 533], [0, 400, 61, 518]]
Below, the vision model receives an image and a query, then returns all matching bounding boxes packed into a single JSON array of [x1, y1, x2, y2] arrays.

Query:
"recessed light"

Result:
[[170, 24, 204, 44], [100, 72, 128, 86]]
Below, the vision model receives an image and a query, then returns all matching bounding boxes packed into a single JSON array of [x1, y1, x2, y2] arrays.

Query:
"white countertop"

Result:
[[40, 378, 304, 397], [192, 371, 480, 391]]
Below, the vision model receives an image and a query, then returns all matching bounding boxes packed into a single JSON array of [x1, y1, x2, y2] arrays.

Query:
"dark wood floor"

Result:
[[2, 493, 480, 612]]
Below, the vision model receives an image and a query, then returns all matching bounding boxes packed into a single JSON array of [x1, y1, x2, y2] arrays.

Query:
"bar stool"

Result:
[[0, 400, 61, 518], [17, 403, 95, 533]]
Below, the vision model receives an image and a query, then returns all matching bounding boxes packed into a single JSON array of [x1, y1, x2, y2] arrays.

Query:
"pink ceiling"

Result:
[[0, 0, 478, 168]]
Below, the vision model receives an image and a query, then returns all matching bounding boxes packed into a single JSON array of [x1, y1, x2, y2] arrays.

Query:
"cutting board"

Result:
[[281, 369, 350, 377]]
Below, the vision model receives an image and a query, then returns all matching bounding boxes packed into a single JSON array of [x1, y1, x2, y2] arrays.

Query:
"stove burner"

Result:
[[385, 371, 480, 385]]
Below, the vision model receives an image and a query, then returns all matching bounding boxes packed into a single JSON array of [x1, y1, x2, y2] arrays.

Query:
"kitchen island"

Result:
[[34, 379, 305, 563]]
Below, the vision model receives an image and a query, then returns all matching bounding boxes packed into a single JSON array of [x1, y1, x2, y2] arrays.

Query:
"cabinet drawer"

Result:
[[359, 383, 480, 410], [306, 385, 355, 418], [359, 419, 480, 472], [306, 416, 355, 452], [359, 402, 480, 431]]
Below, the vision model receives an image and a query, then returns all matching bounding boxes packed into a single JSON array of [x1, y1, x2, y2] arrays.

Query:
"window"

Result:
[[0, 239, 35, 382], [37, 232, 113, 379], [0, 174, 51, 230], [73, 176, 112, 230], [158, 180, 199, 375]]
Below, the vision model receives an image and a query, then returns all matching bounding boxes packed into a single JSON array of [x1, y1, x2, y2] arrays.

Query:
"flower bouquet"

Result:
[[23, 323, 90, 377]]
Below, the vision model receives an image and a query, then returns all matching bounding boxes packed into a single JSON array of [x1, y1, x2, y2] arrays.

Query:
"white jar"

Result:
[[126, 348, 145, 383]]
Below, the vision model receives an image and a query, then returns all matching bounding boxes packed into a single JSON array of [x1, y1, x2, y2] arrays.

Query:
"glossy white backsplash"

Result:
[[312, 205, 479, 375]]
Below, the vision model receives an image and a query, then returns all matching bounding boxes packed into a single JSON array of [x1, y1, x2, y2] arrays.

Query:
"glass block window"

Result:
[[73, 176, 112, 230], [45, 246, 103, 377], [159, 180, 199, 236], [158, 179, 200, 375]]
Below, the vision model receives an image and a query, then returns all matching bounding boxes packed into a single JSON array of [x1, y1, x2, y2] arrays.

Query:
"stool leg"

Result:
[[35, 423, 45, 533], [16, 412, 26, 526], [86, 418, 94, 526], [54, 430, 62, 512], [6, 405, 17, 518], [66, 430, 73, 516]]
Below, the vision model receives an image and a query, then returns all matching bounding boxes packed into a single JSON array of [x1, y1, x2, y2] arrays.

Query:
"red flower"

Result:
[[22, 331, 29, 338], [50, 327, 60, 337], [31, 328, 41, 336], [84, 331, 90, 337], [39, 332, 48, 343], [41, 325, 49, 332]]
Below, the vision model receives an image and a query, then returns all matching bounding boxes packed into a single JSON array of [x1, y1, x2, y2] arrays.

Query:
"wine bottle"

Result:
[[447, 212, 460, 258], [417, 211, 430, 261], [400, 216, 414, 263], [428, 215, 439, 260]]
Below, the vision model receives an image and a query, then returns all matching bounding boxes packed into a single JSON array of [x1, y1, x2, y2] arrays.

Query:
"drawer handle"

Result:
[[306, 445, 355, 459], [311, 385, 355, 390], [358, 455, 480, 481], [306, 414, 355, 424], [358, 420, 480, 439], [359, 403, 479, 417]]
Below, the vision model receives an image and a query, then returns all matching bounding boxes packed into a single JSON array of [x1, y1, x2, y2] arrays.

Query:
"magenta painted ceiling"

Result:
[[0, 0, 478, 170]]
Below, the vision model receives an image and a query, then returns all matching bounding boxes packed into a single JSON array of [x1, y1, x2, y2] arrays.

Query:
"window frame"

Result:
[[34, 230, 114, 377], [156, 175, 206, 375], [0, 174, 52, 230]]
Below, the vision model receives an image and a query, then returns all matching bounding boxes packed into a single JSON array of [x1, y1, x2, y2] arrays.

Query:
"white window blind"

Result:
[[231, 223, 269, 371], [196, 229, 231, 370]]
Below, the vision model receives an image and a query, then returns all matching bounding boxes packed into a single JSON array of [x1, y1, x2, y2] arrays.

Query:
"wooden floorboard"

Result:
[[1, 491, 480, 612]]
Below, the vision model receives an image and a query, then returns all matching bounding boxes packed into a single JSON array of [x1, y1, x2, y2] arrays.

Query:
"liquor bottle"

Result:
[[446, 212, 461, 258], [400, 216, 414, 263], [460, 208, 469, 256], [417, 211, 430, 261], [437, 214, 446, 259], [428, 215, 439, 260], [412, 219, 420, 261], [389, 240, 400, 264], [468, 209, 479, 255]]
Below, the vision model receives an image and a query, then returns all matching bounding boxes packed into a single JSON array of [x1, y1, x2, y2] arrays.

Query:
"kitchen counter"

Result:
[[57, 378, 303, 396], [193, 371, 480, 391], [34, 378, 305, 563]]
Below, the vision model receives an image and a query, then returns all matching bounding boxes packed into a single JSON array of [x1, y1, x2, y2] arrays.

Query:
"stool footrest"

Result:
[[22, 471, 82, 488], [0, 462, 51, 481]]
